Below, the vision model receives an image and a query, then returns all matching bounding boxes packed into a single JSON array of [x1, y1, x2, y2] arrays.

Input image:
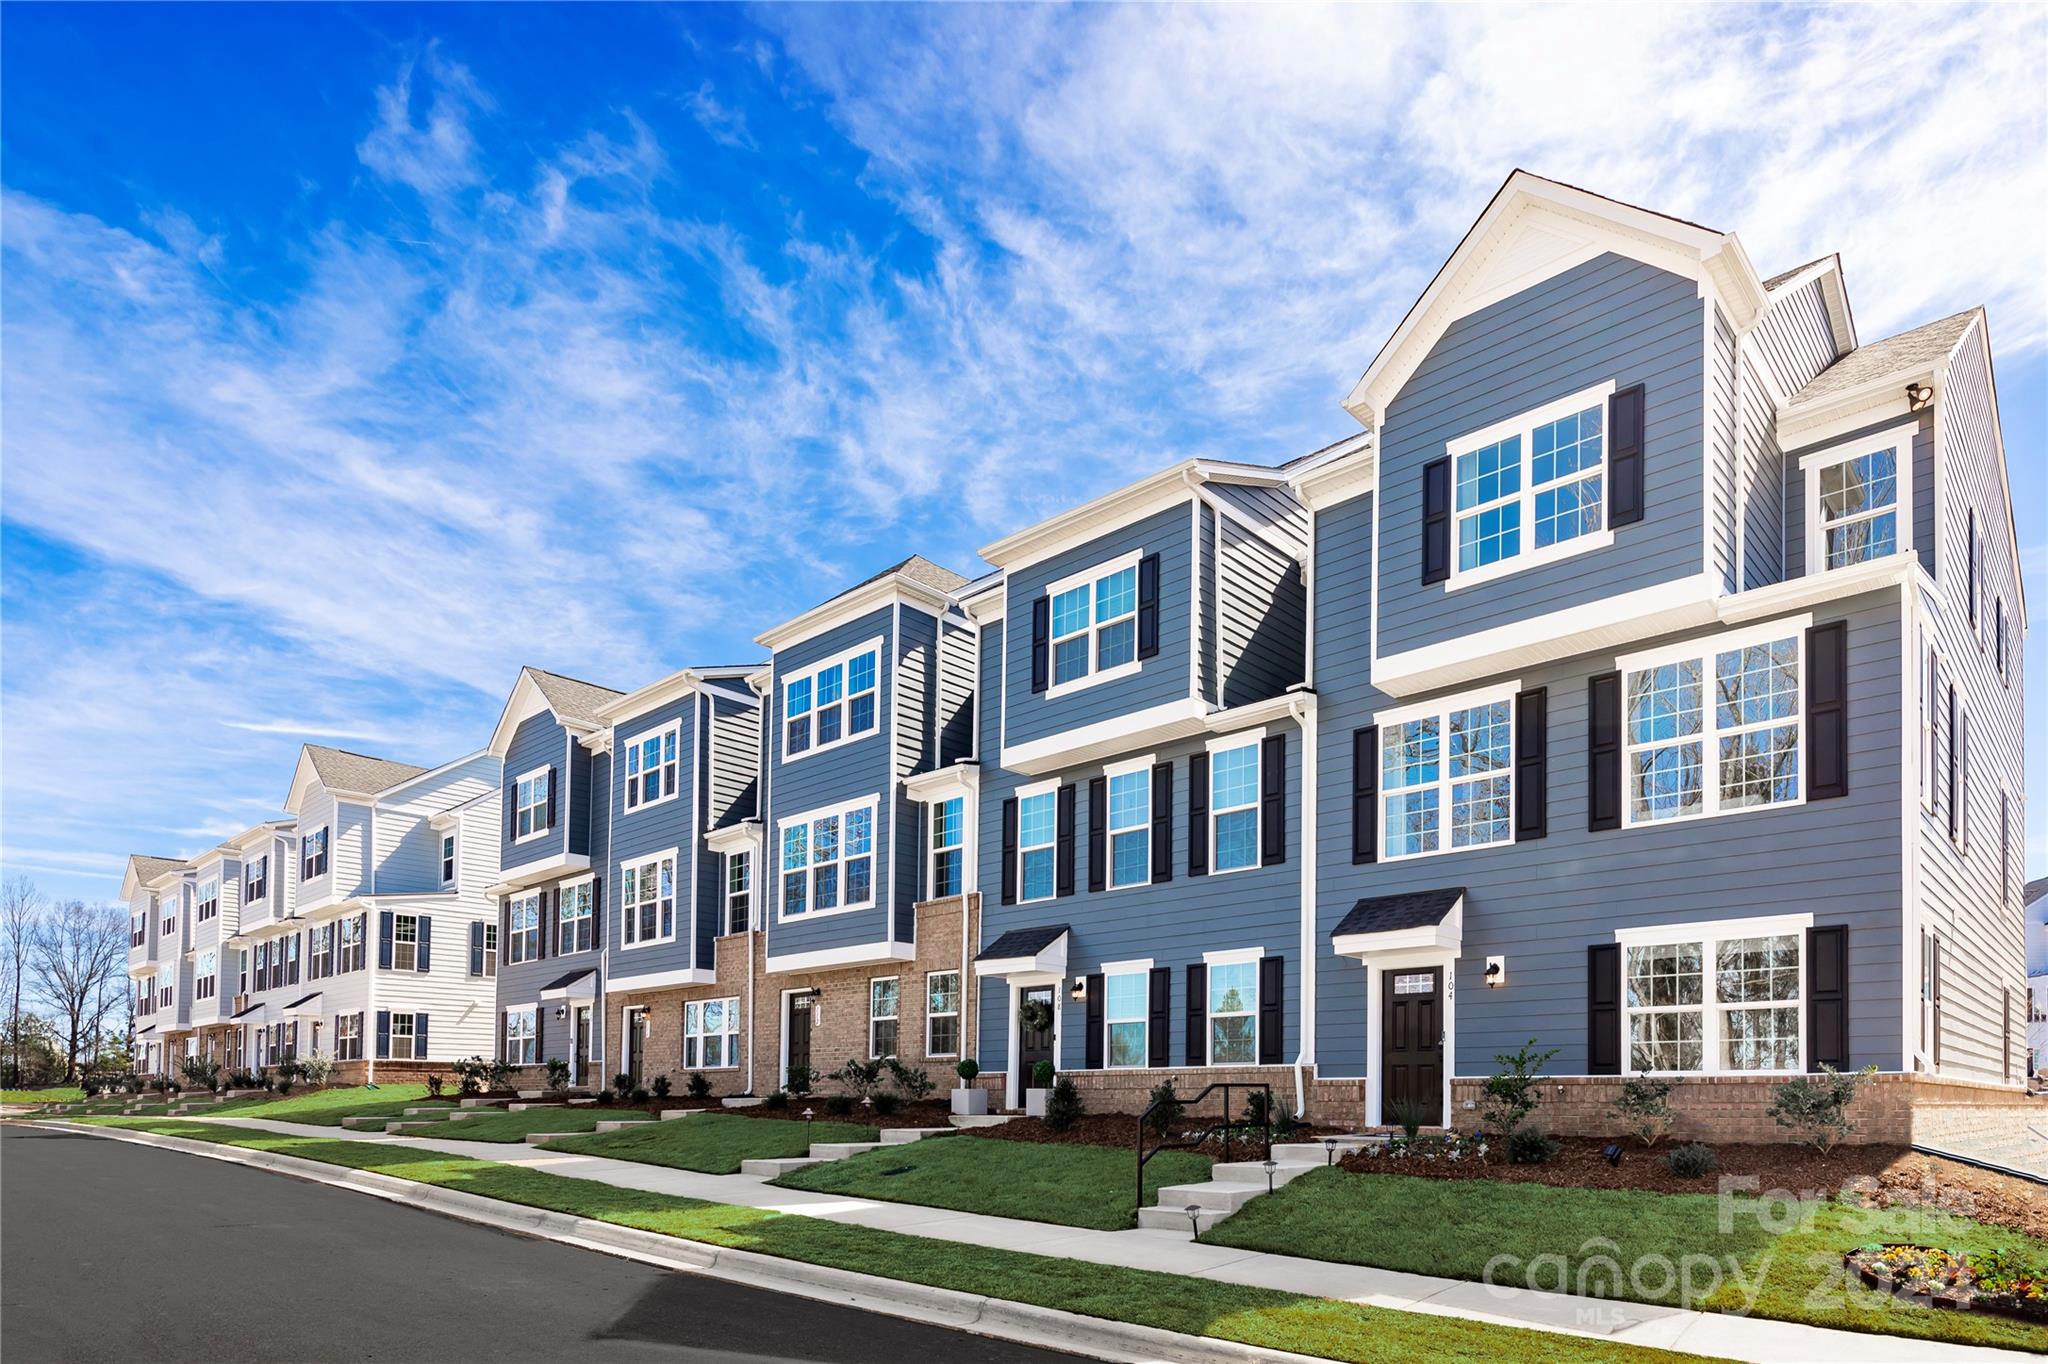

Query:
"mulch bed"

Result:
[[1335, 1137, 2047, 1240], [967, 1111, 1339, 1159]]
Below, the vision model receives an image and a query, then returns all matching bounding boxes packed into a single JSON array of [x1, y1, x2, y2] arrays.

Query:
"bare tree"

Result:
[[2, 877, 43, 1087], [29, 901, 127, 1082]]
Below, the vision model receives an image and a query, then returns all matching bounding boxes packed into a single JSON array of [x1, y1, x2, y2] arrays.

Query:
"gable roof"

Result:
[[303, 745, 430, 795], [1787, 309, 1977, 411], [755, 554, 972, 651], [485, 666, 626, 757], [850, 555, 970, 597], [120, 853, 186, 899]]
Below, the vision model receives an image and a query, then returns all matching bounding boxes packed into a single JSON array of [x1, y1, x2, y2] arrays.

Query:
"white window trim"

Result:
[[558, 875, 596, 954], [391, 913, 420, 972], [724, 850, 753, 935], [1800, 422, 1916, 577], [1373, 680, 1520, 863], [928, 796, 965, 900], [1204, 734, 1262, 876], [775, 797, 880, 923], [925, 970, 961, 1057], [620, 848, 681, 948], [1614, 912, 1812, 1077], [1101, 958, 1154, 1069], [504, 1006, 538, 1066], [1104, 753, 1155, 891], [389, 1011, 417, 1061], [1205, 954, 1260, 1066], [507, 890, 545, 963], [782, 637, 885, 763], [868, 976, 900, 1059], [512, 766, 551, 844], [439, 832, 458, 887], [301, 825, 331, 880], [622, 719, 682, 813], [1616, 614, 1812, 830], [1014, 778, 1060, 904], [1446, 380, 1618, 592], [683, 996, 741, 1070], [1044, 550, 1144, 698]]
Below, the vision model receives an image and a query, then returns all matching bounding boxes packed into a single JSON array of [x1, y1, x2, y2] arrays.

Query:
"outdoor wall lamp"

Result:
[[554, 1004, 567, 1022], [1905, 381, 1933, 411], [1070, 976, 1087, 1002], [1484, 956, 1506, 988]]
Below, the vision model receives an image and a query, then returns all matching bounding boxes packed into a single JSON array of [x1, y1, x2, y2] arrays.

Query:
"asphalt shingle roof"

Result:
[[844, 554, 971, 599], [1788, 310, 1977, 410], [303, 745, 430, 795], [525, 669, 626, 727], [127, 854, 186, 883], [1331, 888, 1465, 940], [1762, 256, 1833, 291], [976, 925, 1070, 961]]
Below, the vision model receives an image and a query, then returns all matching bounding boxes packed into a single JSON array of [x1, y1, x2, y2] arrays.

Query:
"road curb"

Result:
[[37, 1122, 1338, 1364]]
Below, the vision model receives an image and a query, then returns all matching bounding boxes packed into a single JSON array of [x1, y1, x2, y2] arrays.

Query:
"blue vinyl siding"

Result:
[[1003, 503, 1194, 749], [500, 711, 568, 870], [607, 692, 698, 982], [1377, 253, 1707, 657], [1782, 412, 1934, 579]]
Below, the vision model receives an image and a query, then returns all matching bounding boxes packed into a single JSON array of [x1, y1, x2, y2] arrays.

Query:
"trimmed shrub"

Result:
[[824, 1094, 854, 1117], [784, 1065, 816, 1096], [1767, 1064, 1875, 1156], [954, 1059, 980, 1085], [629, 1086, 649, 1105], [1611, 1076, 1677, 1148], [1044, 1076, 1083, 1132], [544, 1059, 571, 1092], [1030, 1059, 1055, 1089], [682, 1073, 707, 1099], [425, 1074, 445, 1097], [1664, 1142, 1717, 1179], [873, 1093, 901, 1117], [1143, 1080, 1184, 1135], [886, 1058, 936, 1102], [1507, 1126, 1559, 1165], [763, 1090, 789, 1110]]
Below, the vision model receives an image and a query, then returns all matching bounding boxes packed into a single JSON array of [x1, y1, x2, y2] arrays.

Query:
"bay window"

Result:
[[622, 853, 677, 945], [1620, 619, 1805, 827], [1621, 918, 1805, 1074], [1378, 687, 1515, 860]]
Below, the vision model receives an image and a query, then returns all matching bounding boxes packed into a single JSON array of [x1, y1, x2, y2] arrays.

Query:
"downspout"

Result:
[[599, 722, 615, 1092], [1287, 686, 1317, 1121]]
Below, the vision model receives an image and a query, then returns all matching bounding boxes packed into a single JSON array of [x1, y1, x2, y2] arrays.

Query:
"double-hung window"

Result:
[[725, 851, 752, 934], [196, 951, 218, 1001], [1449, 382, 1612, 585], [1801, 423, 1912, 573], [505, 1007, 537, 1065], [1207, 956, 1258, 1064], [868, 978, 899, 1058], [301, 827, 329, 880], [131, 914, 145, 949], [684, 997, 739, 1068], [621, 855, 677, 945], [310, 924, 334, 979], [439, 833, 457, 886], [1016, 785, 1057, 901], [389, 1012, 417, 1061], [1104, 967, 1148, 1068], [925, 971, 960, 1056], [513, 769, 550, 840], [1047, 554, 1139, 691], [391, 915, 419, 971], [246, 855, 268, 905], [338, 915, 364, 972], [508, 892, 542, 963], [197, 880, 219, 923], [777, 802, 874, 918], [1620, 917, 1804, 1074], [479, 923, 498, 977], [559, 880, 594, 952], [783, 642, 881, 759], [1106, 762, 1150, 888], [929, 797, 964, 898], [1379, 688, 1514, 860], [336, 1013, 362, 1061], [624, 721, 679, 811], [1620, 618, 1805, 827], [160, 897, 177, 938], [1209, 739, 1261, 872]]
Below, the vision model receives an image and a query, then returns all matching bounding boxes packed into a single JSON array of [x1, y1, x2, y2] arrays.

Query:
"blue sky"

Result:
[[3, 3, 2044, 901]]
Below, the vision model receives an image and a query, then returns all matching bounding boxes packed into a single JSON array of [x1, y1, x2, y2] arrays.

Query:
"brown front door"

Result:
[[1381, 967, 1443, 1127], [1017, 986, 1055, 1082], [786, 992, 814, 1085], [572, 1007, 591, 1086], [623, 1008, 646, 1087]]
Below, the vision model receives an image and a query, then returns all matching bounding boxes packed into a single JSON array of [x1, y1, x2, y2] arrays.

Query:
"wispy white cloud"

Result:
[[220, 719, 394, 742]]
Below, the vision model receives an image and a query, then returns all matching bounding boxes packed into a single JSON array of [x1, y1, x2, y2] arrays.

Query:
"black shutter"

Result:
[[1945, 683, 1959, 838], [1420, 458, 1451, 585], [1150, 762, 1173, 883], [417, 916, 431, 973], [546, 766, 559, 830], [1147, 967, 1170, 1068], [999, 798, 1018, 906], [1806, 621, 1849, 800], [375, 1009, 391, 1061], [1030, 597, 1050, 694], [498, 900, 511, 968], [1352, 726, 1378, 864], [1587, 944, 1621, 1075], [1967, 508, 1978, 625], [1608, 384, 1645, 527], [378, 911, 394, 970], [1185, 963, 1206, 1067], [1055, 785, 1076, 898], [1514, 688, 1548, 840], [496, 1008, 506, 1065], [1188, 752, 1209, 876], [1084, 974, 1105, 1069], [415, 1013, 428, 1058], [1807, 925, 1849, 1071], [537, 889, 550, 962], [508, 784, 517, 843], [1258, 956, 1283, 1065], [1136, 553, 1161, 659], [356, 913, 368, 971], [469, 921, 484, 977], [1087, 777, 1107, 893], [591, 876, 603, 950], [1587, 672, 1622, 832], [535, 1008, 546, 1066], [1260, 733, 1286, 865]]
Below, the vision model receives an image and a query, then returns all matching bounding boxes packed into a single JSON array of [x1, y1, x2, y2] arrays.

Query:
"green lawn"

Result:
[[216, 1084, 437, 1126], [543, 1112, 876, 1172], [1, 1087, 85, 1104], [773, 1133, 1213, 1230], [1204, 1168, 2048, 1353], [62, 1118, 1720, 1364], [431, 1108, 656, 1142]]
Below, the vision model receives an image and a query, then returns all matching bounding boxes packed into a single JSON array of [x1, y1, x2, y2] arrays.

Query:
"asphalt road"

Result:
[[0, 1125, 1080, 1364]]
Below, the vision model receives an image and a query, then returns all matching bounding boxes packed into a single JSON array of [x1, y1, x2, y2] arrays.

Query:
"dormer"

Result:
[[484, 666, 624, 892], [283, 745, 429, 912], [121, 854, 185, 966]]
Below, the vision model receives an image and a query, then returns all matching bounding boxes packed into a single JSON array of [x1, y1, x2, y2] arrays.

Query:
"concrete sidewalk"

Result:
[[179, 1115, 2024, 1363]]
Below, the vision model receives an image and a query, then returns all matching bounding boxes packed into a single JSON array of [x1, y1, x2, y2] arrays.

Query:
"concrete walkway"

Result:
[[179, 1115, 2026, 1363]]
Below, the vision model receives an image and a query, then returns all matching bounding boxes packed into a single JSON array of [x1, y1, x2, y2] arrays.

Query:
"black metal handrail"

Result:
[[1136, 1081, 1271, 1211]]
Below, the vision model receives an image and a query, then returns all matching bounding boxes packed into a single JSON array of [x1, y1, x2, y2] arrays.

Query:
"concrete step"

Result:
[[808, 1141, 884, 1160], [740, 1155, 822, 1177], [341, 1116, 391, 1130], [384, 1120, 446, 1135], [659, 1108, 704, 1121], [1209, 1159, 1320, 1188], [592, 1120, 644, 1133], [517, 1089, 547, 1100], [403, 1106, 453, 1116], [1154, 1180, 1264, 1214], [1136, 1205, 1228, 1236], [523, 1131, 580, 1145], [947, 1114, 1017, 1129], [1269, 1136, 1382, 1163], [720, 1096, 765, 1108], [878, 1127, 950, 1144], [507, 1101, 572, 1112], [459, 1097, 497, 1108]]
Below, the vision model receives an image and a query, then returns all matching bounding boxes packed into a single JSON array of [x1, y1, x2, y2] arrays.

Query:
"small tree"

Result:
[[1030, 1059, 1055, 1089], [832, 1057, 884, 1103], [886, 1058, 936, 1102], [1610, 1076, 1678, 1148], [1479, 1039, 1558, 1137], [179, 1055, 221, 1094], [954, 1059, 979, 1087], [784, 1064, 816, 1096], [543, 1058, 570, 1092], [1766, 1064, 1875, 1157], [1043, 1075, 1083, 1132]]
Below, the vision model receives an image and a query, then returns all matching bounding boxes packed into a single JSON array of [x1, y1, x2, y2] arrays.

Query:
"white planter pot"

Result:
[[950, 1087, 989, 1116], [1024, 1087, 1050, 1118]]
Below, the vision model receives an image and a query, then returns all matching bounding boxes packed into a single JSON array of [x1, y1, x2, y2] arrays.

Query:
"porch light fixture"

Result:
[[1906, 382, 1933, 411], [1070, 976, 1087, 1002], [1484, 956, 1505, 988], [554, 1004, 567, 1022]]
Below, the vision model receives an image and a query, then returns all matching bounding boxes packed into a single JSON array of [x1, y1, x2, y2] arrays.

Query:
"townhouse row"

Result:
[[128, 173, 2033, 1139]]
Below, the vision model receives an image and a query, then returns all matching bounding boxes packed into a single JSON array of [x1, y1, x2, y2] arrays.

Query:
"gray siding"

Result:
[[896, 609, 938, 780], [1783, 412, 1934, 579], [1004, 502, 1195, 749], [1378, 253, 1707, 656], [706, 691, 761, 830], [500, 711, 569, 870], [1217, 518, 1306, 708], [937, 620, 976, 767], [1737, 354, 1785, 589], [606, 691, 699, 983], [1708, 305, 1739, 593], [1315, 485, 1908, 1077], [1209, 481, 1310, 555], [1752, 278, 1840, 396]]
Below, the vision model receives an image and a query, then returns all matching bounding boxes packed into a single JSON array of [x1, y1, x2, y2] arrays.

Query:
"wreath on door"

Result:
[[1018, 998, 1054, 1034]]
